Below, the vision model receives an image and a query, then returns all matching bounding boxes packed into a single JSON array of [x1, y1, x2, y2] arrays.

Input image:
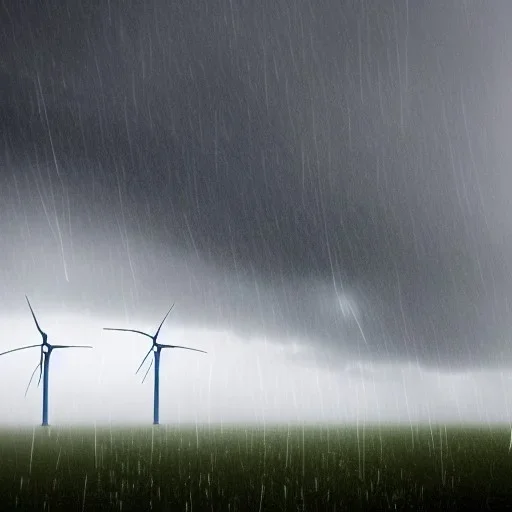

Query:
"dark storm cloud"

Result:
[[2, 0, 512, 369]]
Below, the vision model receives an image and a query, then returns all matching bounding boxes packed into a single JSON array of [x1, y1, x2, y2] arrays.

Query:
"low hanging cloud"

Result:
[[2, 0, 512, 385], [2, 313, 512, 425]]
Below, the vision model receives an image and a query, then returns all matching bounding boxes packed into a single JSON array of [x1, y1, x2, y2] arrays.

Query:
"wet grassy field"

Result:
[[0, 424, 511, 511]]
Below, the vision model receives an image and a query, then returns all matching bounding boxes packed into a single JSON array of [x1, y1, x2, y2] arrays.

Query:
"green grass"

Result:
[[0, 424, 511, 510]]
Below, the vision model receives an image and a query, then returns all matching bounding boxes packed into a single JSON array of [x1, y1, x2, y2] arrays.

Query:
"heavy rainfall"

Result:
[[2, 1, 512, 510]]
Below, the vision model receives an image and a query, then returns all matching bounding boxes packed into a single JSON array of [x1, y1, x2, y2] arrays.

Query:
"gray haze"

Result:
[[2, 1, 512, 424]]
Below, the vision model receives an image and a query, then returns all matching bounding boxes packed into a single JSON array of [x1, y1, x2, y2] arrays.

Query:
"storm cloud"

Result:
[[2, 0, 512, 378]]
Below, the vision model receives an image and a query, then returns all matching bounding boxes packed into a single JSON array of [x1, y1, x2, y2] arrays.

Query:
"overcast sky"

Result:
[[2, 1, 512, 425]]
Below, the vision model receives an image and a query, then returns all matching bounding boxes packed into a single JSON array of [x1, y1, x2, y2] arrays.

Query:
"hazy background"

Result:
[[2, 0, 512, 425]]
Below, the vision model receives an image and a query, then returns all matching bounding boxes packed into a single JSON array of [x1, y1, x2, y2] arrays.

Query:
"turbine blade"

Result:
[[136, 347, 154, 374], [52, 345, 93, 349], [141, 358, 153, 384], [37, 350, 44, 387], [25, 362, 42, 396], [153, 304, 175, 341], [160, 344, 207, 354], [103, 328, 153, 340], [25, 296, 46, 337], [0, 344, 40, 357]]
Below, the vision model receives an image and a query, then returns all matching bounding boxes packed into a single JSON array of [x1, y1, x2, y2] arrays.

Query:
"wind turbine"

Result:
[[0, 296, 93, 426], [103, 304, 207, 425]]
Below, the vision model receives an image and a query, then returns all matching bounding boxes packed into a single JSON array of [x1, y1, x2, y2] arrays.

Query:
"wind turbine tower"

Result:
[[103, 304, 206, 425], [0, 296, 93, 426]]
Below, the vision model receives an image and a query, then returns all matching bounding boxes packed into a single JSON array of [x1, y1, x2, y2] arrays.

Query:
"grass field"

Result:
[[1, 424, 512, 511]]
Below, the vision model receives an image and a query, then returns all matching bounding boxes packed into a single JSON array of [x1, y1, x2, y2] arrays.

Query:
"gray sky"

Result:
[[2, 0, 512, 424]]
